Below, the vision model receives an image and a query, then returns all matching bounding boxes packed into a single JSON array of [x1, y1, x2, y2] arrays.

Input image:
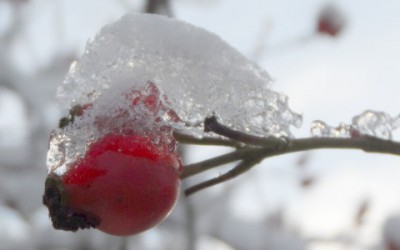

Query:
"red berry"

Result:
[[45, 82, 182, 236], [43, 133, 182, 236], [317, 4, 345, 37]]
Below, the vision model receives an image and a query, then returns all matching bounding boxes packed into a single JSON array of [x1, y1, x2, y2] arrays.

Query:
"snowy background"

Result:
[[1, 0, 400, 249]]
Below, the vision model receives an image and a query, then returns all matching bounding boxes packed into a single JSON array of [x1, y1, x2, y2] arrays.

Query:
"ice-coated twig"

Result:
[[182, 117, 400, 195]]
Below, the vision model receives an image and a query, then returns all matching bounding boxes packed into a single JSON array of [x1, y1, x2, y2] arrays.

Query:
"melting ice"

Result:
[[49, 13, 302, 174], [58, 13, 301, 137]]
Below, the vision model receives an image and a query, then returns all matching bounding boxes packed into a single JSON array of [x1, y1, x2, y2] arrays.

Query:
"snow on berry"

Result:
[[44, 13, 302, 235], [58, 13, 301, 138]]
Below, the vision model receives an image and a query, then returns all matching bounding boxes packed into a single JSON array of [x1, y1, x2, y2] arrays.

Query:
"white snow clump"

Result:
[[49, 13, 302, 174], [57, 13, 301, 138]]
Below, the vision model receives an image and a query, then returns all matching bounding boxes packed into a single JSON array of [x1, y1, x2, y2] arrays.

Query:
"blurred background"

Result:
[[1, 0, 400, 249]]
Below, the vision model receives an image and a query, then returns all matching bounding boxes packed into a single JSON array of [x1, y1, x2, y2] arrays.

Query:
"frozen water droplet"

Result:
[[310, 120, 351, 137], [69, 61, 77, 73], [336, 123, 351, 137], [311, 110, 400, 139], [352, 110, 400, 139], [311, 120, 329, 137], [46, 131, 67, 174]]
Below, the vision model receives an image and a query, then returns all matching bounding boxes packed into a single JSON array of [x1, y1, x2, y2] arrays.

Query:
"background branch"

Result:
[[144, 0, 173, 17]]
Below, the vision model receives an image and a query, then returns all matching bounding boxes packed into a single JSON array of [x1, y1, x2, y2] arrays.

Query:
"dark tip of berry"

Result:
[[43, 174, 100, 232]]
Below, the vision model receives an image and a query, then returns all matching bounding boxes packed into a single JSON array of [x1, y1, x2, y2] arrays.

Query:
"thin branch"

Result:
[[181, 135, 400, 180], [174, 131, 240, 148], [181, 116, 400, 194], [144, 0, 173, 17], [288, 136, 400, 156], [204, 116, 287, 148], [180, 147, 257, 179], [185, 157, 262, 196]]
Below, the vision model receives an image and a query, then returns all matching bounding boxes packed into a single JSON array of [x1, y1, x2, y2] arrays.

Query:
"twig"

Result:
[[185, 158, 262, 196], [144, 0, 173, 17], [288, 136, 400, 156], [180, 147, 258, 179], [174, 131, 240, 148], [181, 117, 400, 194], [204, 116, 287, 148], [182, 135, 400, 180]]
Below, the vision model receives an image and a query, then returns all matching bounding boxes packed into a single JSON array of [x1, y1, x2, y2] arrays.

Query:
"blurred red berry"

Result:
[[317, 4, 346, 37], [43, 133, 182, 236]]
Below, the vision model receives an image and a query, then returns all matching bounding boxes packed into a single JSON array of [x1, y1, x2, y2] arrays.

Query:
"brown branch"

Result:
[[180, 147, 258, 179], [144, 0, 173, 17], [185, 157, 262, 196], [182, 135, 400, 180], [174, 131, 240, 148], [204, 116, 287, 148]]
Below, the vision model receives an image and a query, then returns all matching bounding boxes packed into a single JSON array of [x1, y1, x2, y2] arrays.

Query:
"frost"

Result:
[[48, 13, 302, 174], [311, 110, 400, 139]]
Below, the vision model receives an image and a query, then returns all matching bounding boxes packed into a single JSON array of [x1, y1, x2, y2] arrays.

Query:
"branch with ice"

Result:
[[181, 115, 400, 195], [311, 110, 400, 139]]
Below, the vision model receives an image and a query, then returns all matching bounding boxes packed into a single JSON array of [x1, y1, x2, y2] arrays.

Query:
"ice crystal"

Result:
[[311, 110, 400, 139], [310, 120, 351, 138], [352, 110, 400, 139]]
